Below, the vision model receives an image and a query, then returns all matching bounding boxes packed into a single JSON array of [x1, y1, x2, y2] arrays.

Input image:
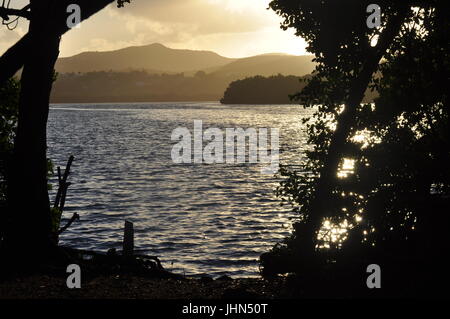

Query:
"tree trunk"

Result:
[[3, 0, 61, 261], [304, 7, 410, 252]]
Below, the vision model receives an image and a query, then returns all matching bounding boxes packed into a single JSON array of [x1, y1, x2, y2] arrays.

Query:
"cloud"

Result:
[[1, 0, 307, 58], [87, 0, 306, 58], [112, 0, 270, 35], [0, 24, 27, 52]]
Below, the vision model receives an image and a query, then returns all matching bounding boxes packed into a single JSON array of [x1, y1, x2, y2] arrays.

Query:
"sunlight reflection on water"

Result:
[[48, 102, 313, 277]]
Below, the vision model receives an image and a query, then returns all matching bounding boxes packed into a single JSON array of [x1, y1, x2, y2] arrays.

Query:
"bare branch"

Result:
[[57, 213, 80, 235], [0, 5, 31, 20], [0, 0, 117, 86]]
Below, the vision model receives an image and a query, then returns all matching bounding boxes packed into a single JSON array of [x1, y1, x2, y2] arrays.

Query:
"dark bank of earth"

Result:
[[0, 246, 436, 299], [0, 246, 288, 299], [0, 275, 289, 299]]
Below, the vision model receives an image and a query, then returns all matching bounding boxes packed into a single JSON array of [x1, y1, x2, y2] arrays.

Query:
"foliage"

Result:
[[50, 207, 62, 234], [0, 78, 19, 204], [221, 75, 308, 104], [117, 0, 131, 8], [262, 0, 450, 276], [0, 78, 55, 201], [52, 70, 238, 103]]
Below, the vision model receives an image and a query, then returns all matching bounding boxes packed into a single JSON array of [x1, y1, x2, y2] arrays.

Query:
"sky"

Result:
[[0, 0, 307, 58]]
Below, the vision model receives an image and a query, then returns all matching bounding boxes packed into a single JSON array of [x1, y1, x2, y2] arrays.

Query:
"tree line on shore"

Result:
[[51, 70, 236, 103]]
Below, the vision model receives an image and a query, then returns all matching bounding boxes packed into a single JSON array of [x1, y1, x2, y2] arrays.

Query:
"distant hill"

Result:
[[55, 43, 315, 77], [211, 55, 315, 78], [220, 75, 378, 105], [55, 43, 235, 74], [51, 44, 317, 103]]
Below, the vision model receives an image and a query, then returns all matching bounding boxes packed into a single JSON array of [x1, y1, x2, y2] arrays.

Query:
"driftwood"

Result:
[[54, 155, 74, 211], [60, 246, 179, 279]]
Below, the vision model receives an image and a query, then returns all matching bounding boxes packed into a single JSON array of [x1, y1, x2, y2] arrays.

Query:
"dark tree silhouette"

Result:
[[0, 78, 19, 206], [0, 0, 125, 87], [221, 75, 307, 104], [0, 0, 131, 265], [261, 0, 449, 294]]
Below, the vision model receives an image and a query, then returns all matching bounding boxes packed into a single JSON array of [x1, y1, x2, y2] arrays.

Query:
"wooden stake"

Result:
[[123, 220, 134, 257]]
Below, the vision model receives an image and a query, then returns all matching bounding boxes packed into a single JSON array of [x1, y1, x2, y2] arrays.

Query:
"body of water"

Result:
[[47, 102, 312, 277]]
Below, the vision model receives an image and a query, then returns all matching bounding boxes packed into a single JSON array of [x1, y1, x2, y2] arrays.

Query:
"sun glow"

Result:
[[337, 158, 356, 178], [318, 219, 351, 249]]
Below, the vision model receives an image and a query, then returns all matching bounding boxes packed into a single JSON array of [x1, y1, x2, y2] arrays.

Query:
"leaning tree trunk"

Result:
[[3, 0, 61, 261], [304, 6, 410, 253]]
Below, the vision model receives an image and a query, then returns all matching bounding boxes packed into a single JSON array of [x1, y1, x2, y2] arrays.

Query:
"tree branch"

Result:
[[0, 5, 31, 20], [305, 5, 411, 251], [0, 0, 116, 86], [57, 213, 80, 235]]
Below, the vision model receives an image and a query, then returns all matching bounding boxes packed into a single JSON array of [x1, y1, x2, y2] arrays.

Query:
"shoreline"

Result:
[[0, 274, 287, 299], [0, 246, 286, 299]]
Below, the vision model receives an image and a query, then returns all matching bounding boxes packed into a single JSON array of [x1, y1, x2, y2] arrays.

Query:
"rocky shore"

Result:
[[0, 274, 289, 299]]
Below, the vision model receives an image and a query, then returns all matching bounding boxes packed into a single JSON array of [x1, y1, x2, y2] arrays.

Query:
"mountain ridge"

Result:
[[55, 43, 315, 77], [55, 43, 236, 74], [51, 43, 317, 103]]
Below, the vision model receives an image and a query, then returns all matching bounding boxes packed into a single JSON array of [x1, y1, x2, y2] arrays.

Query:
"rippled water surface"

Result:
[[48, 102, 312, 277]]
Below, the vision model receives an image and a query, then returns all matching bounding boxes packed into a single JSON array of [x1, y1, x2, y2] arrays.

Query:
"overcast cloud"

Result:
[[0, 0, 307, 58]]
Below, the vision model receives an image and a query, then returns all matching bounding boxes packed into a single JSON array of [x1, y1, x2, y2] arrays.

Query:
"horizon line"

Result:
[[58, 42, 312, 60]]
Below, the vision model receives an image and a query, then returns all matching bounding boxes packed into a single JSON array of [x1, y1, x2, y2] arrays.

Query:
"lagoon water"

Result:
[[48, 102, 312, 277]]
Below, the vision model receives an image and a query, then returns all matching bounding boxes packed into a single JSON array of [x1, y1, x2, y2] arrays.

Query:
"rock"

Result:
[[216, 275, 233, 282], [199, 276, 214, 284]]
